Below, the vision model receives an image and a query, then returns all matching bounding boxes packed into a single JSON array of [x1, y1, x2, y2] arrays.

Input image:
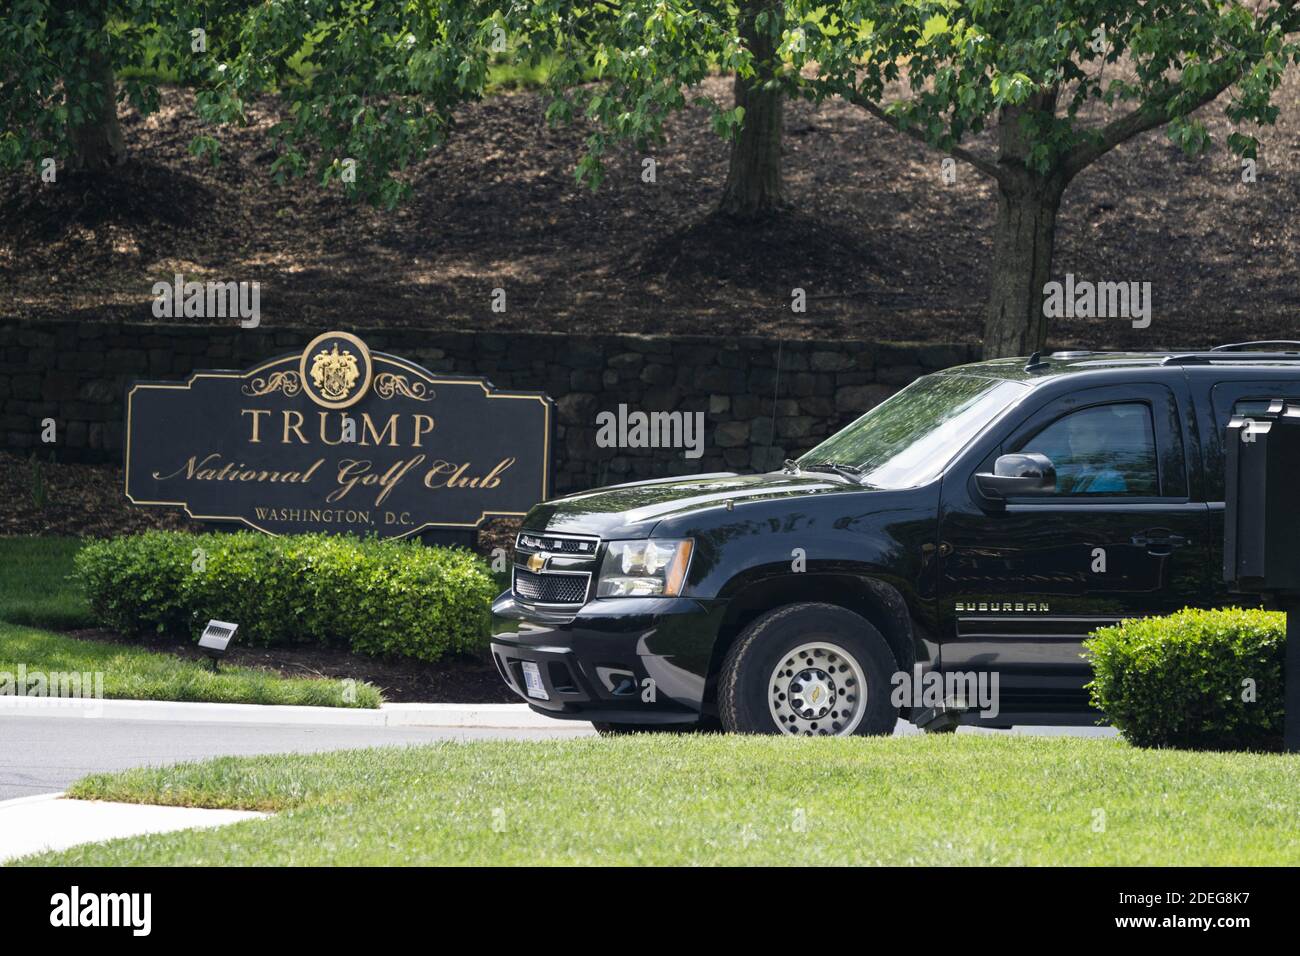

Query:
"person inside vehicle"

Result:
[[1021, 403, 1156, 495], [1064, 410, 1128, 493]]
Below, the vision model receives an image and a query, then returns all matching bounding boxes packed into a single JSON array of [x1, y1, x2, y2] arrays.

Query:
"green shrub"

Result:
[[74, 531, 495, 663], [1084, 607, 1285, 751], [74, 531, 197, 638]]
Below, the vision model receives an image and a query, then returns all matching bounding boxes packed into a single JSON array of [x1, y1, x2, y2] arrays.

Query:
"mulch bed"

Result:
[[0, 451, 200, 538], [3, 74, 1298, 347], [66, 627, 515, 704]]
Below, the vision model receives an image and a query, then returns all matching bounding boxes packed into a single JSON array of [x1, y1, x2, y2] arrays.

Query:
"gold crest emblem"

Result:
[[309, 344, 360, 402], [298, 331, 372, 409], [527, 552, 548, 573]]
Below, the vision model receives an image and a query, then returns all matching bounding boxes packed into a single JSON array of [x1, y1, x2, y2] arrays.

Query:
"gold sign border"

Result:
[[124, 347, 553, 538]]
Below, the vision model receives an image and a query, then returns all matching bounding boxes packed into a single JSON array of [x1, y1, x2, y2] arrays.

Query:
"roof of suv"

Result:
[[945, 346, 1300, 384]]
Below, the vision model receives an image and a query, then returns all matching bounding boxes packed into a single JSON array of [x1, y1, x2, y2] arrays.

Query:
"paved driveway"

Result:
[[0, 716, 593, 801], [0, 714, 1115, 801]]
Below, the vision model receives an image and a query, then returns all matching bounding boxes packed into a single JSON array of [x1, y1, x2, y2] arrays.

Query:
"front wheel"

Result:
[[718, 603, 899, 737]]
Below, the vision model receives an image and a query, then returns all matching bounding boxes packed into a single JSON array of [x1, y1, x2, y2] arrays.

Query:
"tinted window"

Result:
[[1205, 382, 1300, 500], [1016, 403, 1158, 496], [799, 374, 1029, 489]]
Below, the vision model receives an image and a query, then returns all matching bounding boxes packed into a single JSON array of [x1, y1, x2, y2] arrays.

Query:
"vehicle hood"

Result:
[[523, 471, 860, 538]]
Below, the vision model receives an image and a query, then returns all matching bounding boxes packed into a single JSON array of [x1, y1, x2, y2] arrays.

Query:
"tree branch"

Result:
[[844, 88, 1004, 182], [1065, 0, 1299, 181], [1063, 63, 1237, 180]]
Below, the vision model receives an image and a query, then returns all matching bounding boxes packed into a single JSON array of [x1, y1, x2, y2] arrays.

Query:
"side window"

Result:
[[1230, 400, 1278, 418], [1014, 403, 1159, 496], [1205, 382, 1300, 501], [1207, 399, 1289, 500]]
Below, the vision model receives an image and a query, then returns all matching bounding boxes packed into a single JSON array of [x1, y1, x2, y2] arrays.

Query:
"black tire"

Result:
[[590, 720, 701, 736], [718, 602, 899, 736]]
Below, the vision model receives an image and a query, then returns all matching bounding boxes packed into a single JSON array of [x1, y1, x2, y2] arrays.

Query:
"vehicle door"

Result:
[[938, 382, 1214, 711], [1191, 372, 1300, 609]]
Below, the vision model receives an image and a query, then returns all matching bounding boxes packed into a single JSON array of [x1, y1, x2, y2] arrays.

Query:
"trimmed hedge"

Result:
[[74, 531, 496, 663], [1084, 607, 1285, 751]]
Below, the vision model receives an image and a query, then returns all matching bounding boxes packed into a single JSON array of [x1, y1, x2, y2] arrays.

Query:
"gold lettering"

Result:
[[242, 409, 270, 443], [152, 452, 221, 481], [361, 413, 401, 448], [318, 411, 347, 446], [373, 455, 424, 507], [422, 457, 515, 490], [413, 414, 435, 448], [423, 460, 458, 489], [282, 410, 308, 444], [479, 457, 515, 489], [329, 456, 424, 506], [329, 459, 372, 503]]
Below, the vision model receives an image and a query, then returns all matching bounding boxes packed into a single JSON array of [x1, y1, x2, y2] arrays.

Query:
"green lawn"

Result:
[[0, 621, 381, 708], [0, 537, 92, 630], [14, 735, 1300, 866], [0, 537, 382, 707]]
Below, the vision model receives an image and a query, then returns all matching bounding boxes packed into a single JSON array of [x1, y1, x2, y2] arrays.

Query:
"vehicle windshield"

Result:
[[798, 374, 1029, 489]]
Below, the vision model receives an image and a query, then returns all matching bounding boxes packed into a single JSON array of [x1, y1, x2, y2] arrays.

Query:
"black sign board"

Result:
[[1224, 399, 1300, 752], [125, 331, 552, 537]]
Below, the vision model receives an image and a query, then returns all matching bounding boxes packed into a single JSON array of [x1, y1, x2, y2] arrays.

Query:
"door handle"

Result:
[[1131, 530, 1189, 553]]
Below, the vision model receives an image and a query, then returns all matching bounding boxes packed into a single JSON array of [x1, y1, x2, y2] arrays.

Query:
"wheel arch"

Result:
[[705, 573, 922, 704]]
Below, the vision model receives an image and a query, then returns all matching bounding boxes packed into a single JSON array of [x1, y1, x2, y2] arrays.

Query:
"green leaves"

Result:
[[1, 0, 1294, 201], [0, 1, 501, 203], [1085, 608, 1286, 751], [816, 0, 1299, 180], [75, 531, 497, 663], [1166, 115, 1211, 156], [989, 70, 1033, 104], [919, 13, 949, 44], [520, 0, 750, 187]]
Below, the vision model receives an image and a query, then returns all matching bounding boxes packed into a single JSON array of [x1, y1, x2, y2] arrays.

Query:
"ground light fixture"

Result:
[[198, 620, 239, 672]]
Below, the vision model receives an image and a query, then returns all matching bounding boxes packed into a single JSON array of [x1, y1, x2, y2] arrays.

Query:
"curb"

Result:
[[0, 792, 66, 811], [0, 696, 587, 730]]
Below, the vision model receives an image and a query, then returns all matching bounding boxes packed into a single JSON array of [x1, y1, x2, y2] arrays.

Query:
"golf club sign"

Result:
[[125, 331, 552, 537]]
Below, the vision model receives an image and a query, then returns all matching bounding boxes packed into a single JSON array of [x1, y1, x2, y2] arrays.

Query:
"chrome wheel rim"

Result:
[[767, 641, 867, 736]]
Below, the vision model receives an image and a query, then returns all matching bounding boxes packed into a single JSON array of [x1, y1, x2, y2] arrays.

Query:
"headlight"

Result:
[[597, 538, 693, 597]]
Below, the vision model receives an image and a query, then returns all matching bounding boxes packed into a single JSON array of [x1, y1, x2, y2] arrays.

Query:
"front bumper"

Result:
[[490, 592, 723, 724]]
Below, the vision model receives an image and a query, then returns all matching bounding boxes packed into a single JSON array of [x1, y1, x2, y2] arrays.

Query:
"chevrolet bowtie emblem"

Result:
[[527, 552, 548, 573], [810, 687, 821, 703]]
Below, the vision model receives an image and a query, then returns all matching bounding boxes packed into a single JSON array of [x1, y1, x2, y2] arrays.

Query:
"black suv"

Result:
[[490, 346, 1300, 736]]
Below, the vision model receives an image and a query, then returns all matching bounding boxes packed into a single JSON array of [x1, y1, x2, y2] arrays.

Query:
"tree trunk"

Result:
[[718, 1, 784, 219], [68, 49, 126, 171], [981, 94, 1062, 358], [982, 176, 1062, 358]]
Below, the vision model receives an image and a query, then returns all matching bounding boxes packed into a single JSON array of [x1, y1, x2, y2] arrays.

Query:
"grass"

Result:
[[0, 537, 382, 708], [0, 537, 93, 630], [0, 621, 381, 708], [14, 735, 1300, 866]]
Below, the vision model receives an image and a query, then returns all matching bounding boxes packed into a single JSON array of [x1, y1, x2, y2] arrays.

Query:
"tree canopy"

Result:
[[3, 1, 1298, 353], [800, 0, 1300, 353]]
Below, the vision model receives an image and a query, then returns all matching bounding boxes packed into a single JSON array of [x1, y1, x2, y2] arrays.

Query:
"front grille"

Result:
[[516, 531, 600, 555], [513, 567, 590, 606]]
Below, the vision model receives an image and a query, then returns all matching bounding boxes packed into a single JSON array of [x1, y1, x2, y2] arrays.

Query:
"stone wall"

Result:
[[1, 320, 980, 493]]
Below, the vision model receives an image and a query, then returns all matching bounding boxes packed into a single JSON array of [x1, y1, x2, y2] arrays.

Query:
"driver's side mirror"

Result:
[[976, 452, 1057, 499]]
